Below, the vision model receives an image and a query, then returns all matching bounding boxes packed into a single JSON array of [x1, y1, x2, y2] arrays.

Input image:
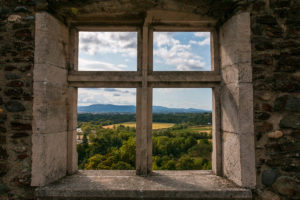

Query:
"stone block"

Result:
[[220, 12, 251, 67], [238, 62, 252, 83], [34, 64, 68, 87], [256, 15, 277, 25], [221, 65, 239, 84], [220, 18, 237, 66], [31, 131, 67, 186], [0, 182, 7, 195], [67, 88, 78, 129], [223, 131, 255, 188], [0, 147, 8, 159], [222, 63, 252, 84], [34, 30, 68, 69], [267, 130, 283, 139], [5, 101, 25, 112], [33, 71, 68, 135], [222, 131, 242, 186], [280, 114, 300, 129], [67, 129, 78, 174], [35, 12, 68, 40], [239, 132, 256, 188], [260, 190, 280, 200], [5, 73, 21, 80], [261, 169, 278, 186], [6, 80, 24, 87], [236, 13, 251, 52], [221, 83, 254, 134], [274, 95, 300, 112], [67, 87, 78, 174], [35, 12, 69, 69], [33, 102, 67, 134], [272, 176, 300, 199], [11, 122, 32, 131], [33, 82, 67, 105], [239, 83, 254, 133], [221, 84, 239, 133], [11, 132, 29, 138]]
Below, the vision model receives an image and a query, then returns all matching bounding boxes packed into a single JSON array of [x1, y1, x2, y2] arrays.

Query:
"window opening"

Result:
[[152, 88, 212, 170], [77, 88, 137, 170], [153, 32, 211, 71], [78, 32, 137, 71], [73, 27, 218, 176]]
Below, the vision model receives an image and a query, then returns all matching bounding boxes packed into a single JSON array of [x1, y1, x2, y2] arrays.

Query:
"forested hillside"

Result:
[[77, 113, 212, 170], [78, 113, 212, 125]]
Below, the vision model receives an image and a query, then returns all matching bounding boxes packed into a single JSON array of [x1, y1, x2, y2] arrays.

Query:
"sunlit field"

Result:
[[102, 122, 212, 133], [103, 122, 175, 130]]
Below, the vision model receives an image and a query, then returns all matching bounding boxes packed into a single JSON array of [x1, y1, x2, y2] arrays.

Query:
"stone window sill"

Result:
[[35, 170, 252, 200]]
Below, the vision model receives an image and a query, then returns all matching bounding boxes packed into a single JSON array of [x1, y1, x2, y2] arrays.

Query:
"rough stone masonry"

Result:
[[0, 0, 300, 199]]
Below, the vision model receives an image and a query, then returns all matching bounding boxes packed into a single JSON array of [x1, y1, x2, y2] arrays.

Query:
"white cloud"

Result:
[[194, 32, 210, 38], [79, 58, 127, 71], [154, 32, 178, 47], [190, 32, 210, 46], [117, 64, 128, 68], [189, 37, 210, 46], [154, 32, 206, 70], [79, 32, 137, 57], [78, 88, 136, 106]]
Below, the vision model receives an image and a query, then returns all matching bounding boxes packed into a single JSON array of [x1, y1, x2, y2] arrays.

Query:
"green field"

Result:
[[171, 125, 212, 134], [103, 122, 175, 130], [103, 122, 212, 135]]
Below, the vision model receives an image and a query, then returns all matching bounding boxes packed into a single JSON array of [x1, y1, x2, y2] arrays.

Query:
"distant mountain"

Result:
[[78, 104, 210, 113]]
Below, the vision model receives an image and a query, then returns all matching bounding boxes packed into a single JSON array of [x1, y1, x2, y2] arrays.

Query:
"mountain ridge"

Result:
[[78, 104, 210, 113]]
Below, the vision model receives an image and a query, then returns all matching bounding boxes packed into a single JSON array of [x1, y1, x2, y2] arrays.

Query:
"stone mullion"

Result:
[[212, 86, 222, 176], [147, 27, 153, 172], [67, 28, 79, 175], [136, 24, 152, 175]]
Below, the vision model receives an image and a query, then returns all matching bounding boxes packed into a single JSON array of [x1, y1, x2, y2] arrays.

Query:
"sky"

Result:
[[78, 32, 212, 110]]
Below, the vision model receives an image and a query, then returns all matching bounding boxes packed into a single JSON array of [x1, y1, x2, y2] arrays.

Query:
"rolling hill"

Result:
[[78, 104, 209, 113]]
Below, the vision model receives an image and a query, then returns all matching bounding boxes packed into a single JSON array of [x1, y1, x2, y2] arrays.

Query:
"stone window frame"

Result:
[[32, 11, 256, 189], [68, 12, 222, 177]]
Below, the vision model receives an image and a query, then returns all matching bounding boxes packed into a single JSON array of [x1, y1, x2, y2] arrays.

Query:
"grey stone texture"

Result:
[[31, 12, 69, 187], [35, 170, 252, 200], [261, 169, 278, 186], [0, 0, 299, 199], [220, 12, 256, 188], [0, 1, 35, 199]]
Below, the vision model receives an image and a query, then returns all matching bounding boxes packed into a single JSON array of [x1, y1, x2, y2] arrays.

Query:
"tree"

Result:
[[112, 161, 134, 170], [82, 133, 88, 148], [176, 156, 195, 170], [120, 137, 136, 167], [77, 116, 212, 170]]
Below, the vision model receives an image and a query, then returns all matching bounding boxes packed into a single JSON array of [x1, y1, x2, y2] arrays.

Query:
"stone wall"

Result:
[[249, 0, 300, 199], [0, 0, 299, 199], [0, 0, 35, 199]]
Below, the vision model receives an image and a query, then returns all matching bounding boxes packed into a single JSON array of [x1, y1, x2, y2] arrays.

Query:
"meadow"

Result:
[[103, 122, 211, 132], [103, 122, 175, 130]]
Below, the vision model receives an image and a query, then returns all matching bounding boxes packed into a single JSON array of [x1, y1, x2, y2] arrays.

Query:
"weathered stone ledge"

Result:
[[35, 170, 252, 200]]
